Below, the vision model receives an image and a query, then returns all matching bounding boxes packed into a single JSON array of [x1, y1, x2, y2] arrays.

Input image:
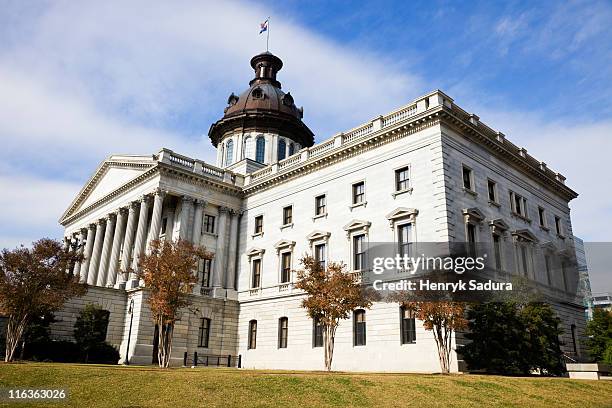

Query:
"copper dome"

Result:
[[208, 52, 314, 148]]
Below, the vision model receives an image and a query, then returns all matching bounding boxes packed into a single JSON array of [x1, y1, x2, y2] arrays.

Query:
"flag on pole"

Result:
[[259, 19, 269, 34]]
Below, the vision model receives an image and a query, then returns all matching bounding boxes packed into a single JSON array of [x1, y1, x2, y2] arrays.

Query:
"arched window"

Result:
[[354, 309, 366, 346], [277, 139, 286, 161], [225, 139, 234, 166], [248, 320, 257, 350], [255, 136, 266, 163], [278, 317, 288, 348], [288, 143, 295, 156], [244, 136, 253, 160]]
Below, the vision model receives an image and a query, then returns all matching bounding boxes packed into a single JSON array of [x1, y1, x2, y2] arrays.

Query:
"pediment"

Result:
[[246, 247, 265, 257], [489, 218, 509, 232], [462, 207, 485, 222], [511, 229, 538, 243], [274, 239, 296, 251], [306, 230, 331, 242], [386, 207, 419, 221], [343, 219, 372, 232], [540, 240, 557, 251], [60, 155, 156, 224]]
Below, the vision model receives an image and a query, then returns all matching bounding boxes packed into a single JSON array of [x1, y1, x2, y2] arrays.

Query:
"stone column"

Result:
[[146, 189, 166, 248], [87, 219, 106, 286], [130, 195, 151, 286], [178, 196, 194, 240], [96, 214, 116, 286], [106, 208, 127, 287], [117, 202, 138, 288], [225, 210, 239, 289], [191, 200, 206, 294], [72, 229, 85, 278], [212, 207, 229, 288], [80, 224, 96, 284], [192, 200, 205, 245]]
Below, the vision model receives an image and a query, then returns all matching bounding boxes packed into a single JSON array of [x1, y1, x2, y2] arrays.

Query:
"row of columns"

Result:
[[65, 189, 242, 295]]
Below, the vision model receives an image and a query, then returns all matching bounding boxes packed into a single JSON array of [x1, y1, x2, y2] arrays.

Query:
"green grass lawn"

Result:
[[1, 363, 611, 408]]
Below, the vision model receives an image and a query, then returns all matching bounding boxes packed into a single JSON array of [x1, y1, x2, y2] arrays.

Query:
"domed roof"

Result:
[[208, 52, 314, 148]]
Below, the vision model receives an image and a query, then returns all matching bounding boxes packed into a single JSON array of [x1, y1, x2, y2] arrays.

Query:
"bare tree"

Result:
[[295, 256, 373, 371], [0, 238, 86, 362], [137, 239, 211, 368]]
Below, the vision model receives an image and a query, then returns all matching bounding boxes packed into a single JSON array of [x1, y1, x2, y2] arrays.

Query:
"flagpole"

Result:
[[266, 17, 270, 52]]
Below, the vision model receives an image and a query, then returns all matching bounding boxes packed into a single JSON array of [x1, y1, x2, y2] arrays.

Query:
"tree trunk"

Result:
[[5, 313, 28, 362], [157, 321, 174, 368], [432, 322, 451, 374], [324, 323, 337, 371]]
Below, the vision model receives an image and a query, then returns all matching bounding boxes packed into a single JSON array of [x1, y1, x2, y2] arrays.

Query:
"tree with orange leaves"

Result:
[[295, 255, 374, 371], [137, 239, 211, 368]]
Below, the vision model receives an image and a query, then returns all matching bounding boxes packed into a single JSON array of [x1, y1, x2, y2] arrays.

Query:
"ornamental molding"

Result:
[[386, 207, 419, 222], [489, 218, 510, 233], [511, 229, 538, 243], [342, 219, 372, 238], [306, 230, 331, 242], [462, 207, 485, 223], [246, 247, 265, 257], [274, 239, 296, 252]]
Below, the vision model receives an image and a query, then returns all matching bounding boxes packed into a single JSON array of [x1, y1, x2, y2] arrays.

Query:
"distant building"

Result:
[[574, 236, 593, 319], [592, 293, 612, 312]]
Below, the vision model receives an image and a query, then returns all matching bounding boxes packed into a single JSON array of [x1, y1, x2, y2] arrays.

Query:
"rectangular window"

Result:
[[555, 216, 562, 235], [520, 245, 529, 276], [467, 224, 476, 257], [248, 320, 257, 350], [201, 258, 212, 287], [352, 181, 365, 204], [510, 191, 528, 217], [278, 317, 288, 349], [400, 307, 416, 344], [545, 254, 552, 285], [281, 252, 291, 283], [204, 214, 216, 234], [462, 165, 473, 191], [254, 215, 263, 234], [395, 166, 410, 192], [198, 318, 211, 348], [353, 234, 366, 271], [251, 259, 261, 288], [161, 217, 168, 235], [398, 224, 412, 258], [315, 195, 326, 216], [487, 180, 497, 203], [313, 318, 324, 348], [538, 207, 546, 227], [493, 234, 502, 270], [314, 243, 326, 270], [283, 206, 293, 225], [354, 310, 366, 346]]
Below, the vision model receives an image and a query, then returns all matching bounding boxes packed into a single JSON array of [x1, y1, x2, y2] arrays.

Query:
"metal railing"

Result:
[[183, 352, 241, 368]]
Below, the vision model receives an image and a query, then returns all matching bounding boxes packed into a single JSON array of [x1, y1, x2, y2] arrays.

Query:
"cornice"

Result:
[[438, 108, 578, 201]]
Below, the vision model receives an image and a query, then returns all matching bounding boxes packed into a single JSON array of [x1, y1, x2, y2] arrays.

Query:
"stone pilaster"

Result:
[[87, 219, 106, 286], [212, 207, 229, 290], [146, 189, 166, 249], [107, 208, 127, 287], [225, 210, 240, 289], [178, 196, 194, 240], [117, 202, 138, 288], [130, 195, 151, 287], [191, 200, 206, 294]]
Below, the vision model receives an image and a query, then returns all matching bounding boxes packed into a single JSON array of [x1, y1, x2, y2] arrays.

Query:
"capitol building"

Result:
[[54, 51, 585, 371]]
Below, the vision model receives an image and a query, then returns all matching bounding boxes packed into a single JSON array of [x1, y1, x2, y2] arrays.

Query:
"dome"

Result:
[[208, 52, 314, 148]]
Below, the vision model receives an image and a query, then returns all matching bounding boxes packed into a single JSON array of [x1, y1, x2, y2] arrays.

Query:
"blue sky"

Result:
[[0, 1, 611, 254]]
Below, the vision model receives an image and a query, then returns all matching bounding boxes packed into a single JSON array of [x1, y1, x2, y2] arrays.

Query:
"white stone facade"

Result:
[[56, 88, 586, 371]]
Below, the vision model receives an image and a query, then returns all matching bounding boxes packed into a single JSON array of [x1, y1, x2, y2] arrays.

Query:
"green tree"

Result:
[[74, 304, 110, 363], [585, 309, 612, 362], [0, 238, 86, 362], [461, 302, 564, 375]]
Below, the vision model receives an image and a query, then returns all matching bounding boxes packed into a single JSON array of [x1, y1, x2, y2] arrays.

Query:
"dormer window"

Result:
[[252, 87, 264, 99]]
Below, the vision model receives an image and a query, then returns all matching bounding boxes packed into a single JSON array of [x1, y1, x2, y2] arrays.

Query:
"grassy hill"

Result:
[[1, 363, 611, 407]]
